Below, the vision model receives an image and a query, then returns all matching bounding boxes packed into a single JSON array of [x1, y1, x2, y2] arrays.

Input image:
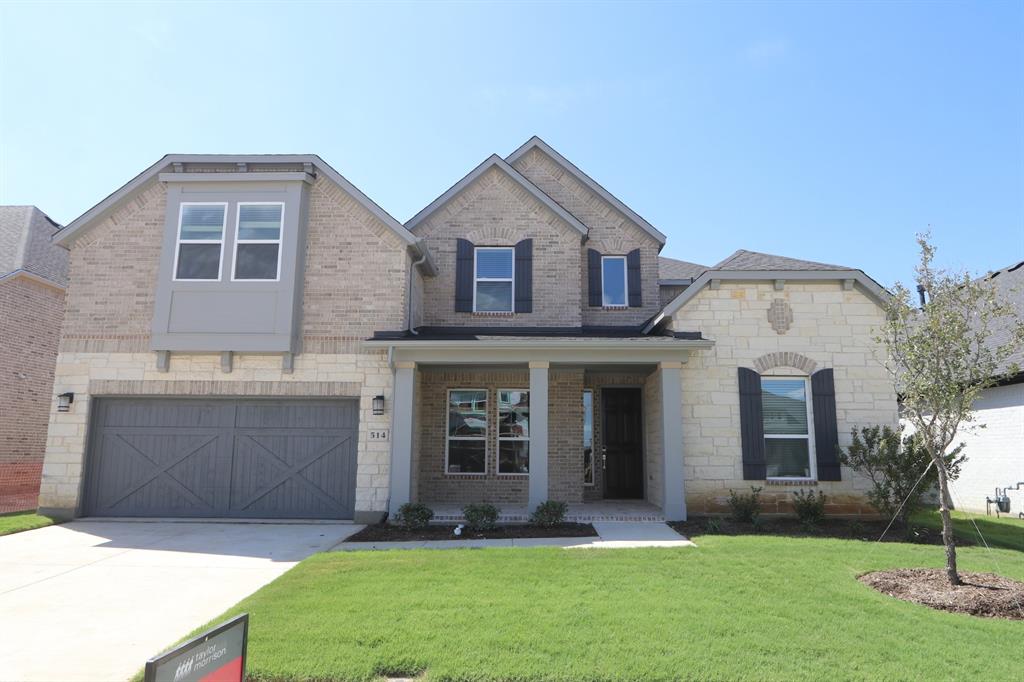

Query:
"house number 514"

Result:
[[369, 430, 389, 441]]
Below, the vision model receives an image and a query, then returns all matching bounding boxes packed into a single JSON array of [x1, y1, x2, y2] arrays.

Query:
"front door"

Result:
[[602, 388, 644, 498]]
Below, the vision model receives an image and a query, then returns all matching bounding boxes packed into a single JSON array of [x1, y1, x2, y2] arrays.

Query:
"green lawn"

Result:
[[0, 511, 54, 536], [189, 535, 1023, 682], [914, 509, 1024, 552]]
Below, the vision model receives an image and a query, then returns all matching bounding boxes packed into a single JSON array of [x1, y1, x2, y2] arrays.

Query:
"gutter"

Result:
[[364, 338, 715, 351]]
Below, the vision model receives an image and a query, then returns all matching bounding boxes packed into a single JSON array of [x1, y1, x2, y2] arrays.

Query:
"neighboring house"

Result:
[[38, 138, 897, 523], [948, 260, 1024, 515], [0, 206, 68, 513]]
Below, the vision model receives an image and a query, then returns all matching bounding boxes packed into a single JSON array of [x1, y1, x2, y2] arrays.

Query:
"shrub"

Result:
[[462, 503, 500, 531], [791, 489, 827, 527], [727, 487, 762, 524], [394, 502, 433, 530], [839, 425, 964, 535], [529, 500, 568, 527], [703, 518, 722, 534]]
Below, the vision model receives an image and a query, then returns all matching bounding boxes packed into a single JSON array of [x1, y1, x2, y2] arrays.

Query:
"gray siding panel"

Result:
[[83, 398, 358, 519]]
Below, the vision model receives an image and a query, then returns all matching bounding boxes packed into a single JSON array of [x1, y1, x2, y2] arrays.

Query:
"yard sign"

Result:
[[144, 613, 248, 682]]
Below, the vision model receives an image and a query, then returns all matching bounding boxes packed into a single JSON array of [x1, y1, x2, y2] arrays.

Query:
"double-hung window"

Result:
[[498, 390, 530, 474], [474, 247, 514, 312], [174, 203, 226, 280], [761, 377, 816, 478], [601, 255, 628, 306], [233, 203, 283, 281], [447, 389, 487, 474]]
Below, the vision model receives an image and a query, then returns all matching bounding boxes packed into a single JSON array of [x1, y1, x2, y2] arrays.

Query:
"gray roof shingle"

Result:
[[658, 256, 708, 281], [977, 260, 1024, 378], [713, 249, 851, 271], [0, 206, 67, 286]]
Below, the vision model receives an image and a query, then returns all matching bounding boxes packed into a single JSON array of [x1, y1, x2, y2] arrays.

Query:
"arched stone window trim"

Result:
[[753, 351, 818, 375]]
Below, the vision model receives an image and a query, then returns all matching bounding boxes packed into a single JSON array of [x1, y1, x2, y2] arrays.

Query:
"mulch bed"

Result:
[[346, 522, 597, 542], [860, 569, 1024, 620], [669, 517, 974, 546]]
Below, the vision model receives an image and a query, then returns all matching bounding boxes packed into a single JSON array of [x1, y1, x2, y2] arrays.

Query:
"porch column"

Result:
[[528, 361, 549, 511], [660, 361, 687, 521], [388, 361, 416, 517]]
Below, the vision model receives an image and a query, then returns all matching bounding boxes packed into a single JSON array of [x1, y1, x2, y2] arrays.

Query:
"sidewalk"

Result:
[[331, 521, 694, 551]]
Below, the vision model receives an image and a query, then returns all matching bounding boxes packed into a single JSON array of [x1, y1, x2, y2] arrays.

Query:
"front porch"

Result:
[[430, 500, 666, 524], [372, 335, 715, 523]]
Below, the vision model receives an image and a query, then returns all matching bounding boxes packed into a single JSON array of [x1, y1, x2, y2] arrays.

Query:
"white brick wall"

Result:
[[944, 383, 1024, 514]]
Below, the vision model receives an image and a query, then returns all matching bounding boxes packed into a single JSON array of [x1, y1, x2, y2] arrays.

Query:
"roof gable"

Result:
[[506, 136, 666, 246], [405, 154, 588, 236], [53, 154, 421, 250]]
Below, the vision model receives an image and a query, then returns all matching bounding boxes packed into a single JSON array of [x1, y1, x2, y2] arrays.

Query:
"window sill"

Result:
[[766, 478, 819, 486], [600, 305, 629, 310], [471, 311, 515, 317], [496, 473, 529, 478], [445, 472, 488, 479]]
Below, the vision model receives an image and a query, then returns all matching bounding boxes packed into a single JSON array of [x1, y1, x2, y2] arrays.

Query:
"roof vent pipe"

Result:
[[916, 284, 927, 308]]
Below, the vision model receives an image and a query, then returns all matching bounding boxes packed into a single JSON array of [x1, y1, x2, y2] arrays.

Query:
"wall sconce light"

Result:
[[372, 395, 386, 416], [57, 392, 75, 413]]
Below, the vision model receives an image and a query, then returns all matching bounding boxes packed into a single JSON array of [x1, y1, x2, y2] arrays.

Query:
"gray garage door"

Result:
[[82, 398, 358, 519]]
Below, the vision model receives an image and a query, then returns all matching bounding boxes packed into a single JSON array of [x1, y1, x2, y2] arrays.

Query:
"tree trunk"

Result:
[[933, 456, 961, 586]]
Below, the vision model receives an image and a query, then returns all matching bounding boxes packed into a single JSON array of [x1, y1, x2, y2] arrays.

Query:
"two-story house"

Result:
[[38, 138, 898, 524]]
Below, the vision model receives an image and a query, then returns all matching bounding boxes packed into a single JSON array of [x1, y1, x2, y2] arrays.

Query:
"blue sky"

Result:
[[1, 1, 1021, 286]]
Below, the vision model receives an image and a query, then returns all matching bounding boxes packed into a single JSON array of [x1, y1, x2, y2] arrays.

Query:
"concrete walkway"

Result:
[[332, 521, 693, 551], [0, 520, 360, 682]]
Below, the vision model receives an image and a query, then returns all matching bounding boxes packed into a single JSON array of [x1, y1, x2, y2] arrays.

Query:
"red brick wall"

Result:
[[0, 276, 65, 512]]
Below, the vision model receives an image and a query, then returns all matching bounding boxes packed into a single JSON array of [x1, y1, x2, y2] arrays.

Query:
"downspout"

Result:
[[407, 250, 426, 335]]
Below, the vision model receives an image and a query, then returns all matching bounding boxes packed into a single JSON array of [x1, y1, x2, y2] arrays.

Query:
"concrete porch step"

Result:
[[429, 501, 666, 525]]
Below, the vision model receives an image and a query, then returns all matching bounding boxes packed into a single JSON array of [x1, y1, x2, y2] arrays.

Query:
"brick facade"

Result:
[[0, 276, 65, 512], [511, 148, 662, 327], [413, 167, 584, 328]]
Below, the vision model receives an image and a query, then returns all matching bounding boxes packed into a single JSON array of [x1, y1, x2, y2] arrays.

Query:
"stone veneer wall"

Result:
[[0, 277, 65, 512], [511, 148, 662, 327], [670, 281, 898, 516], [413, 167, 584, 328], [38, 351, 393, 519]]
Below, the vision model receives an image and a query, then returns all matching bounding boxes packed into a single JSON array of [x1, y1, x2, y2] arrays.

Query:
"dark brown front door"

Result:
[[602, 388, 644, 499]]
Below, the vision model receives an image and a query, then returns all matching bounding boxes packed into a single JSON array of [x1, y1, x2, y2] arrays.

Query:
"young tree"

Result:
[[877, 233, 1023, 585]]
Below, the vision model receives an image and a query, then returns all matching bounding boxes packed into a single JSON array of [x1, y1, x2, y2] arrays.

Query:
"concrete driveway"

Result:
[[0, 520, 360, 682]]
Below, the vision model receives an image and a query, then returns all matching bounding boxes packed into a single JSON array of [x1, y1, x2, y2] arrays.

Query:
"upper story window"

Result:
[[174, 203, 226, 281], [601, 255, 628, 306], [474, 247, 514, 312], [761, 377, 816, 479], [233, 203, 283, 281]]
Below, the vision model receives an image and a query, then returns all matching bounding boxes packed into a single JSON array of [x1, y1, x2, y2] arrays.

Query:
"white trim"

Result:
[[445, 388, 488, 475], [231, 201, 284, 282], [497, 388, 530, 476], [171, 202, 227, 282], [473, 246, 515, 313], [761, 376, 817, 480], [601, 255, 629, 307]]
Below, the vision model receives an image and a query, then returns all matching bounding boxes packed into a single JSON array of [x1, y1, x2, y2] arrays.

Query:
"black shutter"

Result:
[[811, 368, 841, 481], [455, 239, 474, 312], [587, 249, 602, 307], [514, 239, 533, 313], [627, 248, 642, 307], [738, 367, 766, 480]]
